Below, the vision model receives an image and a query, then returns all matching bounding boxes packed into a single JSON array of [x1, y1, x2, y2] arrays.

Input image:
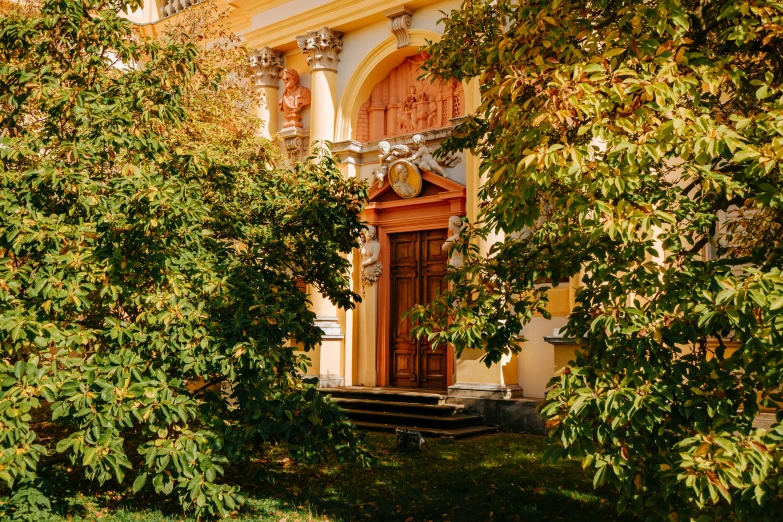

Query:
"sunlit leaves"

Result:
[[0, 0, 369, 518], [414, 0, 783, 519]]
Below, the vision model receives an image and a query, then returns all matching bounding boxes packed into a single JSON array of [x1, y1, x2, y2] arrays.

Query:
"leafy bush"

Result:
[[0, 0, 369, 518], [411, 0, 783, 520]]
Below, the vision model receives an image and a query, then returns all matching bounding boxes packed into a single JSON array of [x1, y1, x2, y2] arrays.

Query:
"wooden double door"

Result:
[[389, 230, 448, 389]]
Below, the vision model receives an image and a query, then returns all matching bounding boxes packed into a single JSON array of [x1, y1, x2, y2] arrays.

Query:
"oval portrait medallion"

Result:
[[388, 159, 422, 199]]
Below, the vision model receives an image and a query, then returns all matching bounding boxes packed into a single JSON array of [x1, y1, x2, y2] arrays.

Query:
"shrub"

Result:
[[0, 0, 369, 518], [411, 0, 783, 519]]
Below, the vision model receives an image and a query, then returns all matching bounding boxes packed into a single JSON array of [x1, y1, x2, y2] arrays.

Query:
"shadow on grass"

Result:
[[12, 433, 637, 522], [232, 432, 637, 522]]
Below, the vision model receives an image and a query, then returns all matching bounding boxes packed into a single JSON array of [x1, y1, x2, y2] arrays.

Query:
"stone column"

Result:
[[367, 84, 386, 142], [296, 27, 345, 387], [249, 47, 283, 138], [386, 68, 399, 136], [297, 27, 343, 149], [450, 117, 523, 399]]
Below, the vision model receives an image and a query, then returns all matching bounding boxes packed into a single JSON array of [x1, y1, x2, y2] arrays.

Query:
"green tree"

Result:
[[411, 0, 783, 519], [0, 0, 369, 518]]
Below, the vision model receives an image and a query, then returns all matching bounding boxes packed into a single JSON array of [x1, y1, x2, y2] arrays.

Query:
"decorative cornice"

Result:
[[248, 47, 284, 89], [332, 124, 456, 156], [386, 7, 413, 49], [296, 27, 343, 72]]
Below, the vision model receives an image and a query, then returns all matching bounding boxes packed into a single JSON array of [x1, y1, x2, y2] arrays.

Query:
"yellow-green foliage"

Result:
[[0, 0, 370, 518], [410, 0, 783, 520]]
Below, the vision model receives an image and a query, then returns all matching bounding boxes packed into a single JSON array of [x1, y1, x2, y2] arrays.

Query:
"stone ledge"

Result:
[[314, 316, 344, 341], [544, 336, 579, 345], [332, 125, 455, 158], [753, 413, 777, 431], [446, 396, 546, 435], [448, 382, 524, 400], [317, 374, 344, 388], [446, 399, 775, 435]]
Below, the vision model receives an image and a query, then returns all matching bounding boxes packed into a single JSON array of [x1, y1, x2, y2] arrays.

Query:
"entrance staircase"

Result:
[[320, 387, 497, 439]]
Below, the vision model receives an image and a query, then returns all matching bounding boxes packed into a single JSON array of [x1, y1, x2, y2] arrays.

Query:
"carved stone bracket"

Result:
[[279, 127, 309, 162], [296, 27, 343, 72], [386, 7, 413, 49], [249, 47, 284, 89]]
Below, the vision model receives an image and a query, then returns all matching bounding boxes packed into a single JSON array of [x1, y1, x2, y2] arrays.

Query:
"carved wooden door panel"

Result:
[[389, 230, 447, 389], [419, 230, 448, 389], [390, 232, 418, 387]]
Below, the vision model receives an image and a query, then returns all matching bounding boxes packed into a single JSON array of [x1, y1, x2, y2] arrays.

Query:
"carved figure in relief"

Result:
[[390, 162, 419, 198], [360, 225, 382, 288], [376, 141, 412, 187], [427, 97, 439, 128], [410, 134, 448, 177], [407, 51, 428, 70], [397, 85, 418, 133], [415, 90, 430, 130], [372, 167, 385, 188], [354, 52, 465, 143], [442, 215, 465, 270], [279, 69, 311, 128]]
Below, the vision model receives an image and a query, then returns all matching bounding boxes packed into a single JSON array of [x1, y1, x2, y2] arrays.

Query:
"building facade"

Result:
[[127, 0, 577, 408]]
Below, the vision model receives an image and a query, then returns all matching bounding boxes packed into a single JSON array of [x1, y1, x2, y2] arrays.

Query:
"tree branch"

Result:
[[191, 377, 224, 396]]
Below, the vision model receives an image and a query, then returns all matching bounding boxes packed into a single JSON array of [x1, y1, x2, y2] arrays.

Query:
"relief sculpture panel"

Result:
[[356, 52, 465, 143]]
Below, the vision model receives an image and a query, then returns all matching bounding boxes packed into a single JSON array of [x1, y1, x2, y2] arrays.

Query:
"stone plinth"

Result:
[[314, 316, 345, 388], [279, 127, 309, 162]]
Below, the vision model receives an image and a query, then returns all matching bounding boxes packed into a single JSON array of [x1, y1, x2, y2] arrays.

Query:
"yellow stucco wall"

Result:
[[133, 0, 577, 397]]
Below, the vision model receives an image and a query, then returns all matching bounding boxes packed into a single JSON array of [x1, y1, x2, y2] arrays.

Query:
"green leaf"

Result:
[[133, 473, 148, 493], [83, 447, 98, 467]]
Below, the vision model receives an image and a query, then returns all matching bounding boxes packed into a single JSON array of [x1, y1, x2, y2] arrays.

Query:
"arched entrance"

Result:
[[335, 38, 469, 390]]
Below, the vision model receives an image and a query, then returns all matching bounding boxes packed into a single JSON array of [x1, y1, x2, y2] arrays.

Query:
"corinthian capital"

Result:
[[296, 27, 343, 72], [249, 47, 284, 88]]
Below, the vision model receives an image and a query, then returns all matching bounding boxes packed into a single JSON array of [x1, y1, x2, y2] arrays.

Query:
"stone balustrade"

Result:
[[160, 0, 203, 18]]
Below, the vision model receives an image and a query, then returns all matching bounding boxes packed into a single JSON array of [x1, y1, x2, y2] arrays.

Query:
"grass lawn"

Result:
[[6, 432, 637, 522]]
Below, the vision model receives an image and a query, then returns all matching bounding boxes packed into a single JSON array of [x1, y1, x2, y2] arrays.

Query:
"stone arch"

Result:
[[335, 29, 442, 143]]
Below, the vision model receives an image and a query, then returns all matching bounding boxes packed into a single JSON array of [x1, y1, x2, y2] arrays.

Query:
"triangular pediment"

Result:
[[369, 171, 465, 203]]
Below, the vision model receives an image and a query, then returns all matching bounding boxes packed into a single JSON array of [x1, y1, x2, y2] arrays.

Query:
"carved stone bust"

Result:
[[279, 68, 311, 128]]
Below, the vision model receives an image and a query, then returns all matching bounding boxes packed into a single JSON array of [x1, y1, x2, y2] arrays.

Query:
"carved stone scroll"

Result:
[[279, 127, 308, 162], [386, 7, 413, 49]]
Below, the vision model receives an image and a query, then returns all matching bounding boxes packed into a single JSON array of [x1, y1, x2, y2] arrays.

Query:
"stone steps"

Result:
[[320, 387, 495, 439], [347, 409, 483, 429], [351, 420, 497, 439], [320, 387, 447, 405], [331, 398, 465, 416]]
